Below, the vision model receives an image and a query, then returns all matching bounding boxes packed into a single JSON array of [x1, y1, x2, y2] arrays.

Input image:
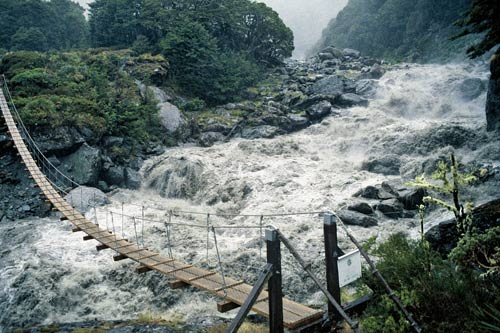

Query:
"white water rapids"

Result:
[[1, 63, 499, 331]]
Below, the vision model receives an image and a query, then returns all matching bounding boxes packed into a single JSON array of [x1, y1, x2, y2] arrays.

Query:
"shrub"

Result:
[[361, 234, 498, 333]]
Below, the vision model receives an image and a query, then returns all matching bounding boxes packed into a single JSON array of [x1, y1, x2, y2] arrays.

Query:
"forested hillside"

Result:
[[89, 0, 294, 104], [0, 0, 87, 52], [312, 0, 474, 62]]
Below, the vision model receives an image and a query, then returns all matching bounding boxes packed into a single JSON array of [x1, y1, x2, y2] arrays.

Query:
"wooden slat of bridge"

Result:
[[0, 90, 324, 330]]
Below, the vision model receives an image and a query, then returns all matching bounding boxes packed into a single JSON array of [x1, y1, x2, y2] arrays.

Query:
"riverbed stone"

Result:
[[306, 101, 332, 120], [348, 202, 374, 215], [376, 199, 404, 218], [336, 209, 378, 227], [60, 143, 101, 186], [309, 75, 345, 96], [65, 186, 110, 212]]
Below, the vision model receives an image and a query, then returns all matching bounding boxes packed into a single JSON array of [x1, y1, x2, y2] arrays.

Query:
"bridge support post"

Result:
[[266, 228, 283, 333], [324, 213, 341, 322]]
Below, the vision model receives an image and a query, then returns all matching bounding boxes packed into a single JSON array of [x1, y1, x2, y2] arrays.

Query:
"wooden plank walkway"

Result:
[[0, 90, 324, 330]]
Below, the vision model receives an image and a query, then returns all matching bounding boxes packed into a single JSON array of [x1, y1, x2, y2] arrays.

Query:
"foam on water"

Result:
[[1, 63, 499, 331]]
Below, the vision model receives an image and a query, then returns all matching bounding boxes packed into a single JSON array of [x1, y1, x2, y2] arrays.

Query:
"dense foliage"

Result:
[[0, 50, 164, 146], [0, 0, 87, 52], [454, 0, 500, 58], [361, 234, 499, 333], [313, 0, 474, 62], [362, 156, 500, 332], [88, 0, 294, 105]]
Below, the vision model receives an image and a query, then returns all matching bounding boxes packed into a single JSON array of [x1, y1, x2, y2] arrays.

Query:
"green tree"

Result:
[[11, 27, 48, 52], [0, 0, 87, 51]]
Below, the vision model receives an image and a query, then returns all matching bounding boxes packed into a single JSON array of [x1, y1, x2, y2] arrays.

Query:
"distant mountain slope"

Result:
[[311, 0, 475, 62]]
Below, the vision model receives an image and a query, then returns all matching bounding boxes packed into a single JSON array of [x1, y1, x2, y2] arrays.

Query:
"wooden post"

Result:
[[324, 213, 341, 320], [266, 228, 283, 333]]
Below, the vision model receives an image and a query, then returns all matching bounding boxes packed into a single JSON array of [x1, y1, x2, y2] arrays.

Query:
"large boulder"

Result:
[[471, 198, 500, 231], [457, 78, 486, 101], [348, 202, 374, 215], [425, 219, 459, 256], [337, 93, 368, 107], [60, 143, 101, 186], [425, 199, 500, 256], [486, 52, 500, 131], [124, 167, 141, 190], [284, 114, 309, 131], [397, 188, 426, 210], [336, 209, 378, 227], [199, 131, 226, 147], [306, 101, 332, 120], [64, 186, 110, 213], [361, 154, 401, 175], [158, 101, 185, 133], [309, 75, 346, 96], [33, 126, 85, 156], [355, 79, 379, 98], [103, 165, 125, 186], [376, 199, 404, 219], [354, 185, 396, 200]]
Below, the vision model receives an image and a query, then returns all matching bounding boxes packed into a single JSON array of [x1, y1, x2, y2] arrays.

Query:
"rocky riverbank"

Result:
[[0, 47, 387, 222]]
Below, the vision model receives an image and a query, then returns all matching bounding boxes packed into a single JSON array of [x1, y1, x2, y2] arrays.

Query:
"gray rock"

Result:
[[158, 101, 185, 133], [343, 48, 361, 58], [318, 52, 334, 61], [199, 132, 226, 147], [355, 79, 379, 97], [34, 126, 85, 155], [337, 93, 368, 107], [240, 126, 284, 139], [354, 185, 396, 200], [124, 168, 141, 189], [486, 54, 500, 131], [376, 199, 404, 218], [368, 63, 385, 79], [353, 185, 380, 199], [397, 188, 426, 210], [104, 166, 125, 186], [285, 114, 309, 131], [322, 59, 342, 68], [336, 209, 378, 227], [306, 101, 332, 120], [97, 180, 109, 192], [148, 85, 173, 103], [60, 143, 101, 186], [361, 154, 401, 175], [102, 136, 124, 148], [321, 46, 344, 58], [457, 78, 485, 100], [425, 219, 458, 256], [309, 75, 345, 96], [348, 202, 374, 215], [65, 186, 110, 213]]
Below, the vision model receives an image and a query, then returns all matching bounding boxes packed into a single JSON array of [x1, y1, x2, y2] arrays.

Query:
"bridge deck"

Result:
[[0, 90, 324, 330]]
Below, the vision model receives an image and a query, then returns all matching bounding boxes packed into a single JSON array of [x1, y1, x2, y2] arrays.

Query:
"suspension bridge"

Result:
[[0, 75, 421, 333]]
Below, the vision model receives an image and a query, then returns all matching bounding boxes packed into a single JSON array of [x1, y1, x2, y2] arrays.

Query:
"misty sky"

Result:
[[74, 0, 347, 58]]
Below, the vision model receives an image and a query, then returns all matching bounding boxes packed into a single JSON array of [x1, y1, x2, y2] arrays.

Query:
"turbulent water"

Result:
[[1, 63, 499, 331]]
